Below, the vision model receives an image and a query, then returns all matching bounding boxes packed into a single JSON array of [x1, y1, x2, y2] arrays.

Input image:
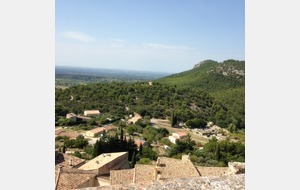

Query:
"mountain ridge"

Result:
[[157, 59, 245, 93]]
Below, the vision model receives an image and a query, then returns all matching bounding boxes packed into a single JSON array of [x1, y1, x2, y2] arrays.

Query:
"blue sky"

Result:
[[56, 0, 244, 73]]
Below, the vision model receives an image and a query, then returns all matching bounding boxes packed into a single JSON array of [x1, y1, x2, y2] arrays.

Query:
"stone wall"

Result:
[[98, 153, 129, 175]]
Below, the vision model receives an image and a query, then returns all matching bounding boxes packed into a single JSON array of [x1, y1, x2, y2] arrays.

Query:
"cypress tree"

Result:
[[139, 144, 143, 156], [131, 151, 136, 168]]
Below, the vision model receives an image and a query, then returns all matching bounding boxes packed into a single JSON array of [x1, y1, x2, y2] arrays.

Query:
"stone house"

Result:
[[168, 132, 188, 144], [66, 113, 77, 122], [110, 155, 201, 186], [78, 152, 129, 176], [83, 110, 100, 117], [85, 127, 105, 138], [55, 167, 99, 190]]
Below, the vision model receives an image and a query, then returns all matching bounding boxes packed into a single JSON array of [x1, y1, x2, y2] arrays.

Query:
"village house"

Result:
[[104, 125, 118, 132], [55, 167, 99, 190], [134, 138, 150, 147], [55, 129, 81, 139], [85, 125, 118, 138], [85, 127, 105, 138], [168, 132, 188, 144], [110, 154, 201, 186], [66, 113, 77, 122], [127, 113, 142, 124], [83, 110, 100, 117], [78, 152, 129, 176], [55, 151, 86, 170]]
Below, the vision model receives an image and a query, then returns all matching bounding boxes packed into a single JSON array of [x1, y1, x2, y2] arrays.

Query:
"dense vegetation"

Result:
[[56, 81, 244, 129], [157, 59, 245, 129], [168, 135, 245, 166], [158, 59, 244, 92]]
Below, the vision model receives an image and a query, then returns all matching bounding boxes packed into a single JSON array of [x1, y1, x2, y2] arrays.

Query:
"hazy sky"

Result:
[[56, 0, 244, 73]]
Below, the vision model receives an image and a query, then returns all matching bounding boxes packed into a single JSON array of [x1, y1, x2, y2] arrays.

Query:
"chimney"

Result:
[[153, 167, 158, 181], [156, 158, 160, 167]]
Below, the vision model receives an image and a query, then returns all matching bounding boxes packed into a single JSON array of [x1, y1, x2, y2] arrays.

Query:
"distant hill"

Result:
[[157, 59, 245, 93], [158, 59, 245, 129]]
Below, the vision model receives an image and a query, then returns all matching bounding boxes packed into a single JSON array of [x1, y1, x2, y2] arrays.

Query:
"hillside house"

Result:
[[135, 138, 150, 147], [84, 110, 100, 117], [127, 113, 142, 124], [55, 129, 80, 139], [66, 113, 77, 122], [85, 125, 118, 138], [104, 125, 118, 132], [110, 155, 200, 185], [168, 132, 188, 144], [78, 152, 129, 176], [55, 152, 86, 169], [85, 127, 105, 138], [55, 167, 99, 190]]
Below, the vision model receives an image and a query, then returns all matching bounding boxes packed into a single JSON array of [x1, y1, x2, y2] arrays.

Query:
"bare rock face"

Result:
[[227, 162, 245, 175]]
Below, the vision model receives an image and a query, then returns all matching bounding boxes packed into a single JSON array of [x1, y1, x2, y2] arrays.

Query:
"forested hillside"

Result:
[[157, 59, 245, 93], [55, 82, 244, 129], [157, 59, 245, 129]]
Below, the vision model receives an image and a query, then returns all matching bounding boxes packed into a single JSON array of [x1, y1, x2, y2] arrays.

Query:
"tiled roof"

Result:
[[66, 113, 77, 118], [55, 152, 86, 169], [176, 132, 188, 137], [56, 131, 80, 139], [89, 127, 105, 134], [110, 169, 134, 185], [55, 129, 65, 136], [134, 164, 155, 183], [134, 139, 146, 147], [110, 156, 200, 186], [79, 152, 128, 171], [156, 157, 200, 179], [55, 168, 98, 190], [104, 125, 117, 131]]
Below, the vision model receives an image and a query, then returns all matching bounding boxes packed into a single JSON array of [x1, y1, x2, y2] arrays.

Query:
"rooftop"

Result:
[[89, 127, 105, 134], [157, 157, 200, 179], [79, 152, 128, 171], [56, 130, 80, 139], [84, 110, 100, 115], [55, 168, 98, 190], [55, 152, 86, 169]]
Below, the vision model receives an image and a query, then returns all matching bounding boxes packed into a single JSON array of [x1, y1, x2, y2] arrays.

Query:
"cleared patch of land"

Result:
[[150, 118, 209, 144]]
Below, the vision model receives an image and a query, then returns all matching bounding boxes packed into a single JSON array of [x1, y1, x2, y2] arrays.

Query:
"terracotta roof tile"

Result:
[[55, 168, 98, 190], [55, 153, 86, 169]]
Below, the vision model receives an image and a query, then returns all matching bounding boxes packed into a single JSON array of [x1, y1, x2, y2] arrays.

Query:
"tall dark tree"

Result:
[[171, 110, 177, 127], [139, 144, 143, 156], [120, 127, 124, 142], [62, 145, 66, 153], [130, 151, 136, 168]]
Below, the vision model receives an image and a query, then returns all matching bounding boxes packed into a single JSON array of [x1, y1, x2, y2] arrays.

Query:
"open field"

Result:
[[150, 118, 209, 144]]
